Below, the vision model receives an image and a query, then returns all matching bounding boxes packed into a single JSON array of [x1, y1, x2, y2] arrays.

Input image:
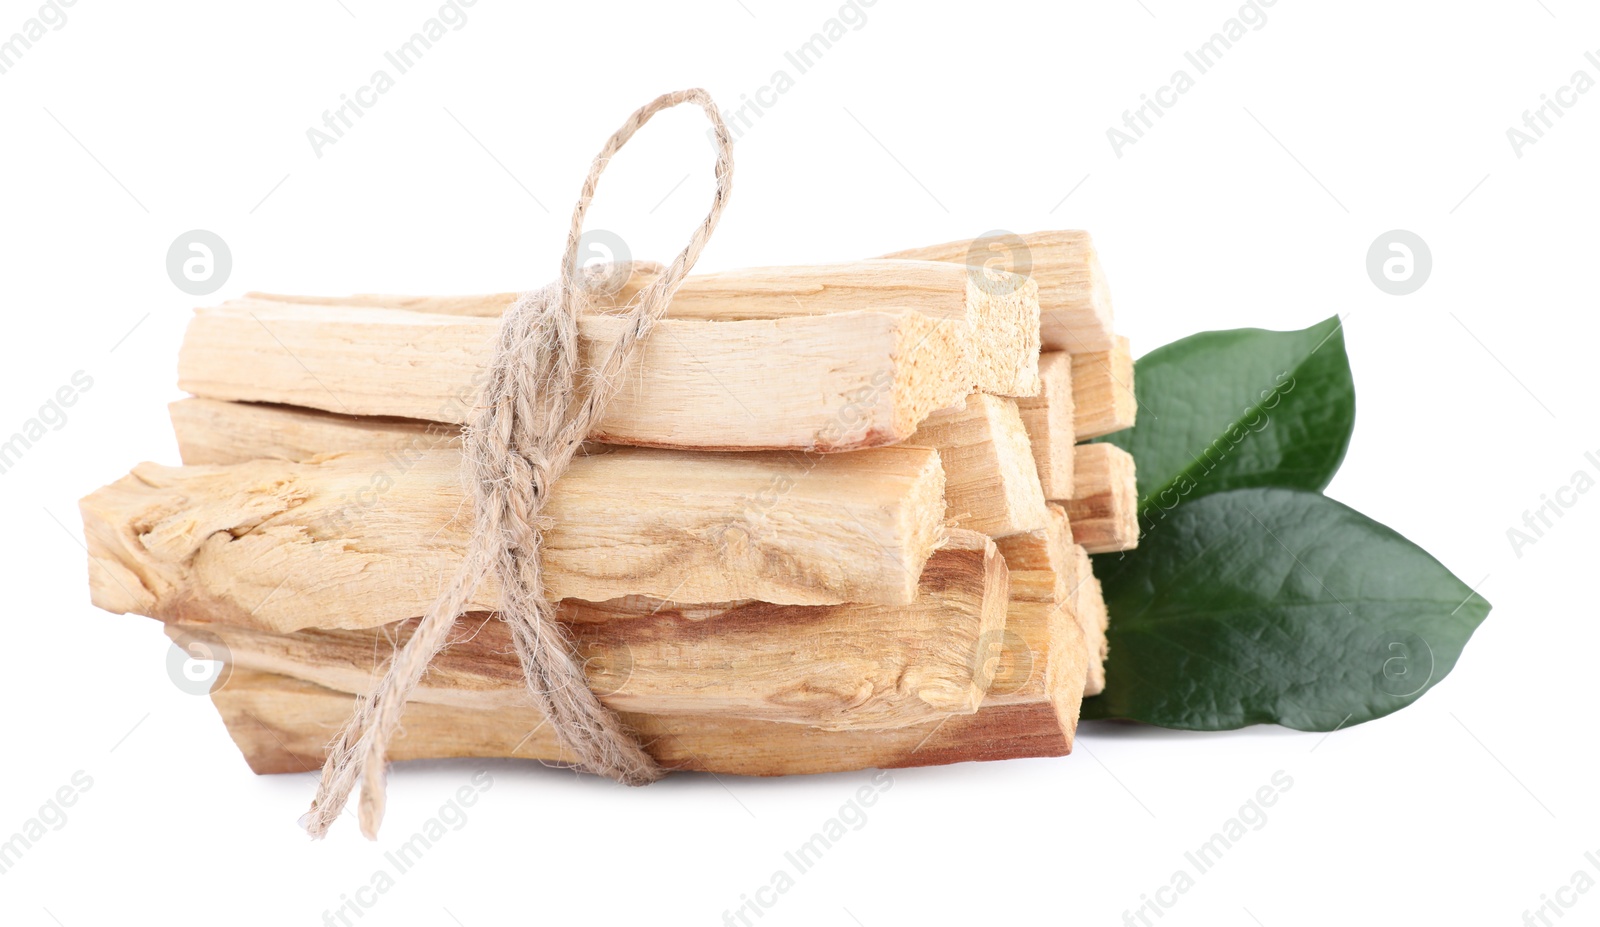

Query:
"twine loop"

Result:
[[302, 88, 734, 839]]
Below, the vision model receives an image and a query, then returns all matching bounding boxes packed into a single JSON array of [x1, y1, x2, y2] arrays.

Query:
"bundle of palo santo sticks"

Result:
[[80, 230, 1138, 777]]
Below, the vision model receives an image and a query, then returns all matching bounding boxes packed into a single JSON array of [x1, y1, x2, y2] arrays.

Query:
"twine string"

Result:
[[301, 88, 734, 839]]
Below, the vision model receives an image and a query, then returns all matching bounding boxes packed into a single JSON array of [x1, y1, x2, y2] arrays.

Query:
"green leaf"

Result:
[[1082, 488, 1490, 731], [1099, 317, 1355, 517]]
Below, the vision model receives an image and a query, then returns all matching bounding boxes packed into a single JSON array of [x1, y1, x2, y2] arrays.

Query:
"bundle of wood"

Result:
[[80, 230, 1139, 778]]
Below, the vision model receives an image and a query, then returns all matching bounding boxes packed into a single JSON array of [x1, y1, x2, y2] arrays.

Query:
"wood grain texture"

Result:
[[260, 259, 1042, 395], [1064, 443, 1139, 554], [166, 531, 1006, 730], [880, 229, 1114, 354], [994, 504, 1074, 605], [168, 398, 1081, 688], [1015, 352, 1075, 499], [205, 593, 1088, 777], [80, 445, 948, 629], [171, 396, 1047, 544], [1071, 336, 1136, 440], [994, 504, 1109, 695], [237, 259, 1041, 439], [623, 261, 1041, 399], [180, 297, 971, 453], [1067, 543, 1110, 696], [908, 394, 1048, 539], [169, 398, 456, 465]]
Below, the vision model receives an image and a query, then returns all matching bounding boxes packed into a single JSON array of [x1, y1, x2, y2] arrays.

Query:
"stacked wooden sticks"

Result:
[[79, 230, 1138, 777]]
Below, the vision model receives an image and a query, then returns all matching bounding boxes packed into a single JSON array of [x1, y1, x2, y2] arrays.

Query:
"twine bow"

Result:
[[302, 88, 734, 839]]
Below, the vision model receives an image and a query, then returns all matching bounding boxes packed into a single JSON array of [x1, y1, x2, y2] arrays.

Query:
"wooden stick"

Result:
[[213, 668, 1078, 777], [1064, 443, 1139, 553], [164, 530, 1006, 731], [994, 504, 1109, 694], [180, 298, 974, 453], [630, 262, 1041, 399], [880, 230, 1114, 354], [1071, 337, 1136, 440], [280, 260, 1042, 397], [202, 593, 1088, 777], [908, 394, 1048, 538], [170, 397, 1048, 543], [1067, 543, 1110, 696], [231, 260, 1041, 443], [1014, 352, 1075, 499], [993, 504, 1074, 604], [168, 399, 454, 465], [79, 444, 949, 629]]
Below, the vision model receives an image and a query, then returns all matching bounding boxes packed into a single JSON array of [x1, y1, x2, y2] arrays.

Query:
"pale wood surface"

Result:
[[1067, 543, 1110, 696], [994, 504, 1109, 695], [168, 396, 1032, 549], [172, 396, 1049, 543], [1072, 335, 1137, 440], [993, 503, 1074, 605], [880, 229, 1114, 354], [169, 398, 456, 465], [1064, 443, 1139, 553], [80, 445, 948, 629], [204, 592, 1087, 777], [907, 394, 1048, 539], [160, 359, 1111, 712], [166, 531, 1006, 731], [181, 298, 973, 452], [617, 261, 1041, 399], [213, 666, 1082, 777], [1015, 352, 1075, 499], [138, 245, 1123, 774], [260, 259, 1043, 394]]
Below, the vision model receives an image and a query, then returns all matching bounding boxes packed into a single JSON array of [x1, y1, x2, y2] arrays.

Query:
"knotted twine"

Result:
[[301, 88, 734, 839]]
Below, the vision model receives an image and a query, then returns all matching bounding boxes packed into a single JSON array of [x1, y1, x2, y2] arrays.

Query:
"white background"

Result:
[[2, 1, 1596, 924]]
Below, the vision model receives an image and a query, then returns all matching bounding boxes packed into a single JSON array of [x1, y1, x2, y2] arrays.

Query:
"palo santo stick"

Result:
[[1014, 352, 1075, 499], [290, 260, 1041, 397], [994, 504, 1074, 605], [907, 394, 1049, 538], [880, 230, 1114, 354], [1071, 337, 1136, 440], [203, 594, 1088, 777], [80, 445, 948, 629], [179, 299, 971, 453], [1064, 443, 1138, 553], [994, 504, 1109, 694], [626, 262, 1041, 399], [214, 664, 1078, 777], [171, 396, 1047, 542], [1067, 543, 1110, 696], [168, 399, 455, 465], [170, 530, 1006, 731]]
